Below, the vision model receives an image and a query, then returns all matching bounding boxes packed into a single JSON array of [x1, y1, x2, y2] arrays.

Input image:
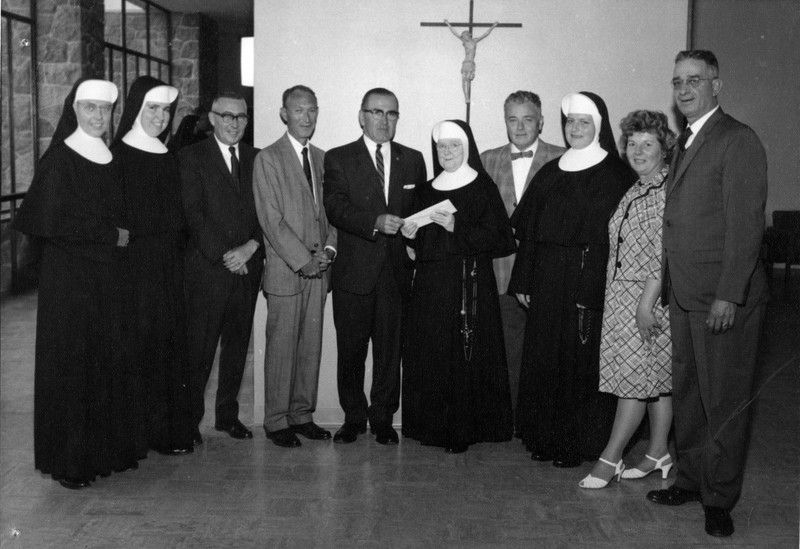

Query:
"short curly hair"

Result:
[[618, 110, 677, 163]]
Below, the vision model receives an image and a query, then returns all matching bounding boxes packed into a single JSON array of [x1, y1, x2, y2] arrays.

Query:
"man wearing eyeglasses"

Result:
[[648, 50, 768, 539], [179, 91, 264, 445], [323, 88, 426, 445]]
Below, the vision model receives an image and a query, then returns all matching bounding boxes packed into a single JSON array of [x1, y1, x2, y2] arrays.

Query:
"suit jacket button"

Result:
[[616, 261, 622, 268], [618, 236, 624, 243], [665, 220, 672, 227], [512, 202, 517, 207]]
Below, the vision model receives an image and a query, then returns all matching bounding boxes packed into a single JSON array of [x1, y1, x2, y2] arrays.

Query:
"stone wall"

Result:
[[2, 1, 206, 295]]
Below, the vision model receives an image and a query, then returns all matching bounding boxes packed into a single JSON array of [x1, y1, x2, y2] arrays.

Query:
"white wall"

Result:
[[251, 0, 688, 426]]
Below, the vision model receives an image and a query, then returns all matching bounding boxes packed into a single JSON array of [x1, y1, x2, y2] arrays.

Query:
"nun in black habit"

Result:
[[12, 78, 138, 489], [508, 92, 635, 467], [401, 120, 515, 454], [111, 76, 194, 456]]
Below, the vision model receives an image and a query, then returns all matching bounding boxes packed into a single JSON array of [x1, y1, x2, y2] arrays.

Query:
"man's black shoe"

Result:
[[647, 485, 702, 506], [215, 420, 253, 439], [334, 423, 366, 444], [704, 505, 734, 537], [265, 427, 301, 448], [374, 425, 399, 445], [292, 422, 331, 440]]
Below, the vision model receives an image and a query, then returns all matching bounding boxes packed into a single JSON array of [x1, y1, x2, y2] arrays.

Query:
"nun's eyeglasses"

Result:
[[212, 111, 249, 123], [362, 109, 400, 121], [77, 101, 113, 114], [671, 77, 716, 89]]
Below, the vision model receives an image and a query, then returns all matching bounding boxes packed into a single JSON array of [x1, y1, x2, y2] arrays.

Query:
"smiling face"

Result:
[[140, 101, 171, 137], [626, 131, 665, 180], [281, 90, 318, 144], [564, 113, 596, 149], [437, 138, 465, 172], [673, 58, 720, 124], [504, 101, 543, 151], [210, 97, 248, 146], [74, 101, 113, 138], [358, 93, 398, 144]]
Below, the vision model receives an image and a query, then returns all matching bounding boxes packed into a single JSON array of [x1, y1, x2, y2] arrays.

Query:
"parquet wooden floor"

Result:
[[1, 274, 798, 548]]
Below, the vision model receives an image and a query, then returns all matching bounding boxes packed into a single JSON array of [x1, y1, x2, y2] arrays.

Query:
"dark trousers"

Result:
[[669, 291, 765, 509], [332, 262, 402, 429], [185, 270, 260, 428]]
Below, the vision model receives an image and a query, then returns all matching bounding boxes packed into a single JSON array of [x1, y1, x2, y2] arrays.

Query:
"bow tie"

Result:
[[510, 150, 533, 160]]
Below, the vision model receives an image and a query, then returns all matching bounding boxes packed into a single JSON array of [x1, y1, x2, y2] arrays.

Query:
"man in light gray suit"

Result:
[[253, 85, 337, 448], [480, 90, 565, 431]]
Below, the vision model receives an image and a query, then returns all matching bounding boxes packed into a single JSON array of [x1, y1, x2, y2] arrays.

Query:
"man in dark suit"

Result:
[[253, 85, 336, 448], [323, 88, 426, 445], [480, 90, 565, 423], [647, 50, 768, 538], [179, 92, 265, 443]]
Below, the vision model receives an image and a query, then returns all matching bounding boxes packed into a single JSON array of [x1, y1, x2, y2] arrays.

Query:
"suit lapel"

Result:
[[355, 139, 387, 209], [668, 109, 724, 198], [279, 134, 316, 209], [207, 138, 239, 192], [526, 142, 549, 190], [387, 142, 404, 212]]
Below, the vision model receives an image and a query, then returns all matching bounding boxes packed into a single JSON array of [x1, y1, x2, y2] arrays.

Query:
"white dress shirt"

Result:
[[510, 139, 539, 202]]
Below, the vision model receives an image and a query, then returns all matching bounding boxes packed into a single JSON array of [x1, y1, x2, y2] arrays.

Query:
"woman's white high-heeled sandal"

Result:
[[578, 457, 625, 489], [620, 454, 673, 480]]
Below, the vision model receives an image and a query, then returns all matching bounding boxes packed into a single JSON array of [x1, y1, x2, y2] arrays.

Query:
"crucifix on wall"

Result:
[[421, 0, 522, 123]]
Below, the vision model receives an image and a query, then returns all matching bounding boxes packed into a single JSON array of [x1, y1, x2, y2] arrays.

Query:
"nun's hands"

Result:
[[431, 210, 454, 232], [401, 220, 418, 239]]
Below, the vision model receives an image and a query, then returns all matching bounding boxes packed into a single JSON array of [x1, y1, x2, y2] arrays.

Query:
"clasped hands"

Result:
[[299, 249, 334, 279]]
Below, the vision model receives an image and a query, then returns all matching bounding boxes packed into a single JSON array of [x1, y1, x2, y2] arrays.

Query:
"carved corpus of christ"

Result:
[[445, 19, 498, 104]]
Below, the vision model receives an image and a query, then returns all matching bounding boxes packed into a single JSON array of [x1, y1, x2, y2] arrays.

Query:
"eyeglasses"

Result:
[[212, 111, 249, 123], [76, 101, 113, 115], [671, 77, 715, 90], [362, 109, 399, 121], [436, 142, 462, 152]]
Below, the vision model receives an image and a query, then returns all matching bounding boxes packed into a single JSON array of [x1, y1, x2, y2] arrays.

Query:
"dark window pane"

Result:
[[125, 0, 149, 55]]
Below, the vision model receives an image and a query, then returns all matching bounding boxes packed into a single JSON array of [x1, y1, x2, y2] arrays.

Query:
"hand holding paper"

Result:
[[404, 199, 457, 229]]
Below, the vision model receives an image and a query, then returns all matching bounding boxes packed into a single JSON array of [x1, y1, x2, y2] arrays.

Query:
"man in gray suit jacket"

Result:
[[647, 50, 768, 539], [480, 91, 565, 425], [253, 85, 337, 448]]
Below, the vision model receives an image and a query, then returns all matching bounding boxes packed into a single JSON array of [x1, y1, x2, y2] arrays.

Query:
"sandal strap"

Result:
[[598, 457, 619, 467]]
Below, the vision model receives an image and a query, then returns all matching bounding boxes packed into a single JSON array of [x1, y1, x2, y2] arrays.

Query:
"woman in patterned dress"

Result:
[[579, 110, 676, 489]]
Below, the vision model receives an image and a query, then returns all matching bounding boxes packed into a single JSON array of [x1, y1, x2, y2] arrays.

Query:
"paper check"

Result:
[[404, 199, 457, 228]]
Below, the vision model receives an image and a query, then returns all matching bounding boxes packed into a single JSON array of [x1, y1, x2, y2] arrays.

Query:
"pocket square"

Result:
[[403, 184, 415, 189]]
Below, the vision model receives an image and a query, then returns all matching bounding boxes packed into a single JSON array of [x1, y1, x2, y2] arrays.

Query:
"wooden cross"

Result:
[[422, 0, 522, 123]]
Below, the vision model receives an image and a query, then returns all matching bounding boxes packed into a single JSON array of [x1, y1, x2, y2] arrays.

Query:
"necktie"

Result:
[[677, 126, 693, 150], [302, 146, 314, 196], [375, 143, 386, 201], [674, 126, 693, 169], [229, 146, 239, 181], [510, 150, 534, 160]]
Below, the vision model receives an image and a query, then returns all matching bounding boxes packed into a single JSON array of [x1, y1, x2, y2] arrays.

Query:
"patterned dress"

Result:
[[599, 166, 671, 399]]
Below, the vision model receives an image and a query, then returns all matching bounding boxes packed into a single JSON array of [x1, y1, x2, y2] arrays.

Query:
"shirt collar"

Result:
[[286, 132, 311, 155], [688, 105, 720, 136], [510, 138, 539, 156], [214, 135, 239, 156], [363, 134, 389, 154]]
